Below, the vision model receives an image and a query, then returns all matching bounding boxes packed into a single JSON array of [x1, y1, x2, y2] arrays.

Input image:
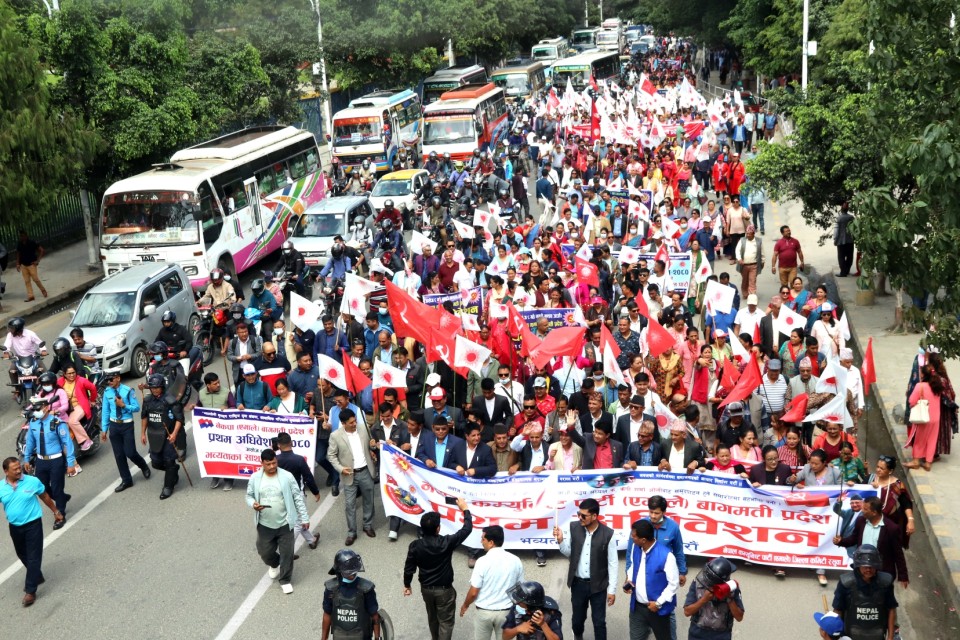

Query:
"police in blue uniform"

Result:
[[22, 401, 76, 530]]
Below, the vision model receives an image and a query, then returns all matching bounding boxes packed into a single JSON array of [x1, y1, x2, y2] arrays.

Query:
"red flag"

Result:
[[721, 358, 741, 391], [683, 121, 705, 140], [646, 318, 676, 358], [575, 257, 600, 288], [425, 327, 456, 364], [641, 76, 656, 95], [862, 337, 877, 393], [599, 322, 621, 358], [590, 98, 601, 140], [589, 74, 599, 93], [506, 302, 527, 339], [634, 291, 650, 318], [752, 321, 761, 346], [780, 393, 809, 423], [341, 349, 372, 395], [529, 327, 585, 369], [654, 242, 669, 266], [547, 87, 560, 114], [385, 280, 438, 343], [520, 322, 542, 358], [718, 355, 762, 408], [489, 319, 515, 368]]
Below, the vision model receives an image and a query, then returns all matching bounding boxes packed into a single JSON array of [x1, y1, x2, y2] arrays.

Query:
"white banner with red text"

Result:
[[379, 443, 874, 569], [192, 408, 317, 479]]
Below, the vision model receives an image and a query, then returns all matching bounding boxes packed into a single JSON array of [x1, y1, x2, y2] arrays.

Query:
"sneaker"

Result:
[[281, 583, 293, 594], [222, 479, 234, 491], [209, 478, 221, 490], [388, 530, 398, 541], [80, 440, 93, 451], [268, 566, 280, 579], [537, 556, 547, 567], [817, 574, 828, 586]]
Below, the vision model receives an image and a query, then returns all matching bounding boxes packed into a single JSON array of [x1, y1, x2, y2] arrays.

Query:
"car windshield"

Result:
[[73, 292, 136, 327], [423, 118, 475, 144], [101, 191, 201, 246], [292, 213, 345, 238], [493, 75, 530, 95], [371, 180, 412, 197], [333, 117, 382, 146]]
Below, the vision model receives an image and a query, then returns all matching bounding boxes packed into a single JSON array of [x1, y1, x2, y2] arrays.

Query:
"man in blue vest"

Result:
[[624, 519, 678, 640]]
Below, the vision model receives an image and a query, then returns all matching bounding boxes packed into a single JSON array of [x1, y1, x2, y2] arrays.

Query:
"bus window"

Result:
[[288, 153, 308, 181], [305, 149, 320, 173]]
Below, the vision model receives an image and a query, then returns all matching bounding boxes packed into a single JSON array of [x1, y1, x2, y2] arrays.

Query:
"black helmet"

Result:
[[209, 268, 224, 283], [507, 581, 545, 609], [251, 279, 266, 296], [431, 196, 442, 208], [328, 548, 365, 576], [429, 151, 438, 160], [331, 244, 344, 258], [161, 310, 176, 323], [282, 240, 294, 254], [39, 371, 58, 387], [380, 219, 394, 232], [149, 340, 168, 355], [383, 199, 394, 209], [498, 188, 509, 198], [229, 303, 245, 315], [443, 152, 451, 160], [697, 557, 738, 588], [7, 317, 24, 334], [853, 544, 883, 569], [472, 149, 481, 157], [53, 337, 72, 358], [146, 373, 167, 389]]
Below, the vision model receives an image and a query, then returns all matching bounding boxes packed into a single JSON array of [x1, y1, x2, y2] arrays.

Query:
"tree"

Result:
[[0, 0, 99, 225]]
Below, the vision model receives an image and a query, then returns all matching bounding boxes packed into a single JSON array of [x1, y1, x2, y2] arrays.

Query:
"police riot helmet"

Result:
[[38, 371, 58, 387], [282, 240, 294, 254], [852, 544, 883, 570], [380, 219, 394, 233], [146, 373, 167, 389], [331, 244, 344, 258], [507, 581, 546, 609], [329, 549, 366, 576], [209, 268, 224, 283], [53, 337, 72, 358], [250, 279, 265, 296], [384, 199, 394, 210], [161, 310, 176, 324], [149, 341, 168, 356], [431, 196, 443, 208], [7, 317, 24, 334], [696, 556, 738, 588]]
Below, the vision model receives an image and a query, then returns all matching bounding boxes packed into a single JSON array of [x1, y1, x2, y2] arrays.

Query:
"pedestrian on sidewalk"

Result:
[[734, 226, 763, 296], [0, 457, 64, 607], [15, 230, 46, 302], [904, 364, 942, 472], [771, 225, 804, 287], [833, 204, 856, 277]]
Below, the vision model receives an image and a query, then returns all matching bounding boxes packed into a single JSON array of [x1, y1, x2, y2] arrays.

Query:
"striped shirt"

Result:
[[756, 375, 789, 413]]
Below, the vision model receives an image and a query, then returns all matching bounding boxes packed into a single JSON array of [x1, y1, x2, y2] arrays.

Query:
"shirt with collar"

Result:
[[633, 541, 680, 606], [470, 546, 524, 610], [0, 474, 46, 526], [862, 517, 884, 548]]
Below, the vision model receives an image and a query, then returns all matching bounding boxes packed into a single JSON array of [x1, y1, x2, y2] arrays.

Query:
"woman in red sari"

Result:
[[905, 364, 943, 471]]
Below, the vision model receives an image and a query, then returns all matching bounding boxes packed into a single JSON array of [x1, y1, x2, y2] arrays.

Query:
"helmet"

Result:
[[146, 373, 167, 389], [472, 149, 481, 157], [7, 317, 24, 334], [229, 303, 245, 320], [53, 337, 72, 358], [250, 279, 265, 296], [455, 160, 464, 170], [443, 152, 451, 160], [380, 219, 394, 232], [38, 371, 58, 387], [149, 341, 168, 356], [329, 549, 366, 576], [696, 557, 738, 588], [431, 196, 442, 208], [161, 310, 176, 324], [498, 188, 509, 198], [852, 544, 883, 570], [507, 581, 545, 609], [384, 199, 394, 209], [331, 244, 344, 258], [463, 176, 473, 185], [429, 151, 438, 160], [362, 159, 371, 169], [209, 268, 224, 283], [282, 240, 294, 254]]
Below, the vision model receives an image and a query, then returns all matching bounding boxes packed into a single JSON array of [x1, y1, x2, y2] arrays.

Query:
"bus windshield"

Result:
[[531, 47, 556, 60], [101, 191, 201, 246], [333, 117, 382, 146], [552, 68, 588, 89], [74, 291, 136, 327], [572, 32, 595, 45], [423, 117, 475, 144], [493, 75, 530, 95], [292, 213, 345, 238]]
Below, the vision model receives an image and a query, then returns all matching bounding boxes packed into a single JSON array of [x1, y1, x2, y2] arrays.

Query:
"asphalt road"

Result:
[[0, 208, 954, 639]]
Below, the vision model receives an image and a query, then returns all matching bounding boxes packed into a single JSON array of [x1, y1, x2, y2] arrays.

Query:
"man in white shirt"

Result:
[[494, 365, 525, 414], [839, 347, 865, 422], [459, 525, 525, 639], [624, 519, 679, 640], [732, 293, 765, 341]]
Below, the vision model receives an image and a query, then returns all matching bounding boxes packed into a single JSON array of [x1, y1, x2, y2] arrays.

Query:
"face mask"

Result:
[[32, 410, 44, 420], [629, 228, 637, 235], [594, 375, 604, 382], [42, 385, 53, 392], [283, 249, 291, 255], [680, 223, 688, 229], [273, 328, 283, 336], [233, 314, 242, 320], [379, 309, 388, 316], [153, 355, 162, 362], [341, 575, 357, 584]]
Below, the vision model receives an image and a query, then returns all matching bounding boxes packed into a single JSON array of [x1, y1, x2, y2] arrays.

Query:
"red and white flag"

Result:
[[316, 354, 347, 391], [345, 273, 379, 297], [654, 242, 670, 267], [489, 301, 508, 319], [619, 246, 642, 265], [729, 330, 751, 362], [454, 334, 492, 376], [660, 215, 682, 240], [693, 259, 712, 283], [650, 395, 678, 440], [451, 218, 476, 239], [602, 343, 626, 387], [372, 359, 408, 389], [408, 230, 438, 255], [461, 313, 481, 332], [862, 337, 877, 393], [816, 358, 848, 394], [704, 279, 735, 315], [804, 391, 853, 429], [290, 292, 322, 331], [575, 242, 594, 262], [574, 257, 600, 287], [474, 208, 493, 228], [340, 293, 367, 317], [775, 304, 806, 337]]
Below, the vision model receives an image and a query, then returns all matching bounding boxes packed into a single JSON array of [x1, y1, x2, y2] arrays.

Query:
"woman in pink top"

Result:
[[905, 364, 943, 471], [731, 428, 762, 464]]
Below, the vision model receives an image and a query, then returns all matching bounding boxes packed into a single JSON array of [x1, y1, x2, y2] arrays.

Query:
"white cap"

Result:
[[747, 294, 758, 305], [241, 363, 256, 375], [426, 373, 442, 387]]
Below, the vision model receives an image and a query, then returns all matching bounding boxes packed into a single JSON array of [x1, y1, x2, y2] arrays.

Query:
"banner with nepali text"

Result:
[[379, 442, 873, 569], [423, 286, 483, 317], [192, 408, 317, 480]]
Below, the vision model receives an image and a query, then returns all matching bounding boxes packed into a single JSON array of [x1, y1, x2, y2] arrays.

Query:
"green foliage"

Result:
[[0, 0, 99, 224], [629, 0, 737, 45]]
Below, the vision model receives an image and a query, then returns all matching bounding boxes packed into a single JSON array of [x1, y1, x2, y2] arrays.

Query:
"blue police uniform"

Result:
[[23, 414, 75, 517], [102, 383, 150, 487]]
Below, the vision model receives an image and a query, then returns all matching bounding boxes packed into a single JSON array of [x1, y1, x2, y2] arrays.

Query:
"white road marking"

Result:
[[213, 492, 338, 640]]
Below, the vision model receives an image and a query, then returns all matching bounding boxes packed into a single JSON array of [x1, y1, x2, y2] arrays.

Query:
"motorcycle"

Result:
[[317, 277, 345, 317], [2, 346, 43, 408], [193, 304, 217, 366], [16, 396, 101, 466]]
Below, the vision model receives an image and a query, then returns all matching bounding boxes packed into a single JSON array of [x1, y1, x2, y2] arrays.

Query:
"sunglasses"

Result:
[[524, 405, 536, 410], [577, 513, 592, 519]]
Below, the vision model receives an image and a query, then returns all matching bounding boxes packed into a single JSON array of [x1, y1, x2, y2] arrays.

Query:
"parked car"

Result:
[[59, 263, 199, 377]]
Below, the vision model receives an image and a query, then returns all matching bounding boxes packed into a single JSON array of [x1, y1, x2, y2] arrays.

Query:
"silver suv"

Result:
[[59, 264, 199, 377]]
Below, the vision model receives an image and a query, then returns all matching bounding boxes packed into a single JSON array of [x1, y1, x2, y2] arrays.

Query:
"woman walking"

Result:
[[905, 364, 942, 471]]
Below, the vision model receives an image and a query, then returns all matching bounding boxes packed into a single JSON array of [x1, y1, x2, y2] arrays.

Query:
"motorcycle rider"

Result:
[[4, 317, 47, 393], [358, 159, 377, 187], [22, 398, 76, 529], [69, 327, 99, 370], [274, 240, 307, 296], [345, 172, 365, 195], [372, 220, 404, 266], [140, 341, 189, 406], [156, 310, 203, 385], [424, 151, 441, 176], [473, 150, 495, 180], [49, 337, 87, 379], [140, 373, 185, 500], [466, 148, 483, 172], [425, 196, 448, 242], [321, 549, 381, 640], [330, 157, 346, 183], [438, 151, 454, 177], [248, 279, 282, 343], [201, 268, 238, 342], [496, 188, 517, 218], [336, 231, 368, 276], [320, 243, 353, 281], [223, 302, 250, 343], [449, 160, 470, 194], [374, 199, 404, 229]]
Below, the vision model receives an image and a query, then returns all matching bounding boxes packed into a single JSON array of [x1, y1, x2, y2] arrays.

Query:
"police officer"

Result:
[[829, 544, 897, 640], [140, 374, 185, 500], [322, 549, 381, 640], [140, 341, 189, 406], [682, 556, 745, 640], [22, 399, 76, 529], [502, 580, 563, 640]]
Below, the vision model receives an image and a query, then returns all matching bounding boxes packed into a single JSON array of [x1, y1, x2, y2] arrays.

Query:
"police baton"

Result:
[[161, 420, 194, 488]]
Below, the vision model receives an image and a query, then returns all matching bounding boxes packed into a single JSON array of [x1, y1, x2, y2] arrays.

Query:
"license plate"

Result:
[[140, 254, 157, 262]]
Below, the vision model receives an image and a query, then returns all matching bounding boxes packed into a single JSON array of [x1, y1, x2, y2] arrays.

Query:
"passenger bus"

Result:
[[551, 51, 622, 91], [331, 88, 422, 174], [531, 37, 570, 65], [421, 83, 509, 161], [596, 28, 624, 52], [571, 27, 601, 52], [421, 65, 488, 105], [490, 62, 546, 102], [99, 126, 325, 289]]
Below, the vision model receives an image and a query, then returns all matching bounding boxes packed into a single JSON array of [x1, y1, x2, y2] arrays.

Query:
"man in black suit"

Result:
[[658, 421, 706, 473], [758, 295, 786, 358], [579, 393, 614, 435], [450, 423, 497, 479], [415, 416, 463, 472], [624, 420, 665, 469], [834, 496, 909, 587], [469, 378, 513, 442], [396, 346, 424, 408], [423, 387, 465, 437], [614, 395, 646, 451], [568, 377, 596, 416], [576, 421, 625, 470]]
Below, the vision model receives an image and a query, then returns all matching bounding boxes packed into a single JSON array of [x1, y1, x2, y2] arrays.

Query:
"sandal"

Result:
[[921, 462, 932, 472], [902, 460, 920, 469]]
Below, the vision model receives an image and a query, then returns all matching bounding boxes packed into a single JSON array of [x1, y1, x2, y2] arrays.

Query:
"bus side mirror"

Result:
[[475, 122, 483, 135]]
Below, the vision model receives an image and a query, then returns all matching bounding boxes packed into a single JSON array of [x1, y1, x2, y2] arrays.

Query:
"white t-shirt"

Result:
[[345, 429, 366, 469]]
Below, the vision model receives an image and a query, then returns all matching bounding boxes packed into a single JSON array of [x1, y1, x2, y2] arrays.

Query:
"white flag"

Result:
[[408, 230, 438, 256], [729, 330, 751, 362], [345, 273, 379, 297], [775, 304, 806, 337], [803, 391, 853, 429], [602, 343, 626, 387], [372, 359, 408, 389], [693, 258, 713, 284], [836, 311, 851, 342], [618, 246, 642, 265], [454, 334, 491, 376], [340, 293, 367, 316], [461, 313, 481, 332], [316, 354, 347, 390], [451, 218, 476, 239], [489, 301, 508, 319], [474, 208, 493, 228], [704, 279, 735, 315], [816, 357, 849, 394], [289, 292, 322, 330]]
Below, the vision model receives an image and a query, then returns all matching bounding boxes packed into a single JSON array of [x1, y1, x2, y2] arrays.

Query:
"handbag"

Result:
[[910, 389, 930, 423]]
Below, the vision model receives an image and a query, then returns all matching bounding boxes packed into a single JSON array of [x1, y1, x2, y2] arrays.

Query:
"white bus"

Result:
[[531, 37, 570, 65], [331, 89, 422, 174], [551, 51, 622, 91], [421, 83, 509, 161], [100, 126, 325, 289], [571, 27, 601, 52], [422, 65, 489, 105]]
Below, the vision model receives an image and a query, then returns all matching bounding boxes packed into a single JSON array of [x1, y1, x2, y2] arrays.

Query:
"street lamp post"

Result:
[[308, 0, 333, 143], [801, 0, 809, 90]]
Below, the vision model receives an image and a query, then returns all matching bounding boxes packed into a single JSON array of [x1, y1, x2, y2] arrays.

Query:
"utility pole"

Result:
[[308, 0, 333, 144], [584, 0, 588, 27], [801, 0, 809, 90]]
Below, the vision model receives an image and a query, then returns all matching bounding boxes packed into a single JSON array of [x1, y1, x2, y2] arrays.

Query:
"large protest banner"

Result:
[[192, 408, 317, 479], [379, 443, 872, 569], [423, 286, 483, 316], [519, 308, 581, 332]]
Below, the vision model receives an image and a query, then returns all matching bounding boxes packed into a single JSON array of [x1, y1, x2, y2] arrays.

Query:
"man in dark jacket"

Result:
[[469, 379, 513, 441], [403, 499, 473, 640], [833, 497, 909, 587], [450, 423, 497, 478], [276, 432, 321, 550], [415, 416, 463, 472]]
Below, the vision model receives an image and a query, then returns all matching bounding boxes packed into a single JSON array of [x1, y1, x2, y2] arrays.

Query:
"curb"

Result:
[[840, 282, 960, 612], [0, 273, 103, 329]]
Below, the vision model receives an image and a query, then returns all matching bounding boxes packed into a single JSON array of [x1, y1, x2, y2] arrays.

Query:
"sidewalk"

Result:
[[0, 241, 104, 327]]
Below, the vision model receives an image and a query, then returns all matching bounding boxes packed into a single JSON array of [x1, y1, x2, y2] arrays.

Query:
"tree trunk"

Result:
[[79, 189, 100, 270]]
